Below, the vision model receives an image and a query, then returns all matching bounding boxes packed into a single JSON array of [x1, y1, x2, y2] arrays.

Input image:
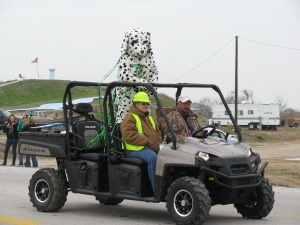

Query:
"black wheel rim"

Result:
[[245, 192, 258, 208], [173, 189, 193, 217], [34, 179, 50, 203]]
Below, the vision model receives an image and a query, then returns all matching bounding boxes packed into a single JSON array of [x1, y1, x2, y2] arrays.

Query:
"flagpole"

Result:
[[31, 57, 39, 79], [37, 61, 40, 79]]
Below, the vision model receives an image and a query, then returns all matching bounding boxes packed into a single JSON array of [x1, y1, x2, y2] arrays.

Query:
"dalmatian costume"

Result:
[[115, 28, 158, 123]]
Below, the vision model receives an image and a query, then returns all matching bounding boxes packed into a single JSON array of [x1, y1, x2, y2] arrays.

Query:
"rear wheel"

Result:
[[96, 196, 124, 205], [166, 176, 210, 225], [293, 123, 298, 128], [28, 168, 68, 212], [234, 178, 275, 219], [248, 123, 255, 130]]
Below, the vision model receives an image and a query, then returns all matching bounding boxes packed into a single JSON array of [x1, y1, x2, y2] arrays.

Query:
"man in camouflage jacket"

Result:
[[161, 96, 202, 143]]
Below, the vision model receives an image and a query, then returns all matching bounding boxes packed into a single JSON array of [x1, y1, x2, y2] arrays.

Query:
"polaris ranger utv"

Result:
[[18, 81, 275, 225]]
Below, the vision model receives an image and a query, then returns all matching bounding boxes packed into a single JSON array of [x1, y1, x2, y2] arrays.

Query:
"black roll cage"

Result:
[[62, 81, 242, 154]]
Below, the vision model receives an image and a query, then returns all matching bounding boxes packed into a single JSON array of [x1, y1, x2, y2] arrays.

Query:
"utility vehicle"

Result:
[[18, 81, 275, 225]]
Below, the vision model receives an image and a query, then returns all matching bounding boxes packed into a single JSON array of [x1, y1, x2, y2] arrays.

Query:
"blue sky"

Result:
[[0, 0, 299, 109]]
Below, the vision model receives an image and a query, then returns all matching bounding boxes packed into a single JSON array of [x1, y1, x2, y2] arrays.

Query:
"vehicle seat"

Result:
[[70, 103, 106, 161], [112, 123, 147, 167], [112, 123, 152, 196]]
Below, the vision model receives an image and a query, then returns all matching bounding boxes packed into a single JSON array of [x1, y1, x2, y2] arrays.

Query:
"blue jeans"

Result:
[[3, 139, 17, 165], [126, 148, 157, 191], [19, 155, 24, 165], [25, 155, 38, 167]]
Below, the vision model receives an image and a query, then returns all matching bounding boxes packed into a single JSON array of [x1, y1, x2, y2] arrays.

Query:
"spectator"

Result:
[[120, 92, 162, 191], [17, 115, 38, 167], [1, 115, 18, 166], [161, 96, 202, 143]]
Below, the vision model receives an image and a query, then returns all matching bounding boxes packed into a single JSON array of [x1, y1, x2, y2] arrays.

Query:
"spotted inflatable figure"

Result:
[[115, 28, 158, 123]]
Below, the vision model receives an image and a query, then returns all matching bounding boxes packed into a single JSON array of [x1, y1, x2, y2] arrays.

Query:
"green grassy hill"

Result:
[[0, 80, 69, 109], [0, 79, 176, 109]]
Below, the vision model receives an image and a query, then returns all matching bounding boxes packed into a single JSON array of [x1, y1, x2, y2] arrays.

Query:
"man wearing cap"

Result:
[[121, 91, 162, 192], [161, 96, 202, 143]]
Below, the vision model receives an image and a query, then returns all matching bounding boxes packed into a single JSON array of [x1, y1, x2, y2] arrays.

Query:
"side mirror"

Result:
[[225, 132, 229, 141]]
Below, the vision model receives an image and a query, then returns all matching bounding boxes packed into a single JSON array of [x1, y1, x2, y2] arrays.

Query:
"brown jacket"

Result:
[[161, 107, 202, 143], [120, 105, 162, 153]]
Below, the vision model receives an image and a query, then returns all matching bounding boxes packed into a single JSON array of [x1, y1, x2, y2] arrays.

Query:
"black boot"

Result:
[[1, 162, 7, 166]]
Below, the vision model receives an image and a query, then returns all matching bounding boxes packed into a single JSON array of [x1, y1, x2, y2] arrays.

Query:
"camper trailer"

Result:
[[212, 103, 280, 130]]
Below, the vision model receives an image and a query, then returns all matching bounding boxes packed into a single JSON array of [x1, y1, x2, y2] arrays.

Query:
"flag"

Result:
[[31, 58, 38, 63]]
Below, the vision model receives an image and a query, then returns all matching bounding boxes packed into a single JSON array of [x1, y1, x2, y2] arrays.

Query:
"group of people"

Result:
[[1, 114, 38, 167], [120, 91, 201, 191]]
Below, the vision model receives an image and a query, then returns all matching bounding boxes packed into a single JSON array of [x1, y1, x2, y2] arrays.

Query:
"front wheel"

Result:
[[234, 178, 275, 219], [28, 168, 68, 212], [166, 176, 211, 225]]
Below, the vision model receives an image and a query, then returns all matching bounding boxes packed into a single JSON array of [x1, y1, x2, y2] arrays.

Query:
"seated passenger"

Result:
[[161, 96, 202, 143], [120, 92, 162, 191]]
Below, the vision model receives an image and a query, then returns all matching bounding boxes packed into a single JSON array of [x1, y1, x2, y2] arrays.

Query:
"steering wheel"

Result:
[[192, 125, 216, 138]]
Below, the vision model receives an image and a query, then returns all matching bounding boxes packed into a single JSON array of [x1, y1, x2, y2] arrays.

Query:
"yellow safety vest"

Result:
[[123, 113, 156, 151]]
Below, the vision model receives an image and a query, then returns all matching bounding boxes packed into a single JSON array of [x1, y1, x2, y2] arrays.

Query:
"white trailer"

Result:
[[212, 103, 280, 130]]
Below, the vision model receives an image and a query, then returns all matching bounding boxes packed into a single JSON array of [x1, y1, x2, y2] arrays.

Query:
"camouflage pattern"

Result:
[[161, 107, 202, 143]]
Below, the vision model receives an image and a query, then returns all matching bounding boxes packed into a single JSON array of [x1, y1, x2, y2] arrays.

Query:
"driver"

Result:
[[161, 96, 202, 143]]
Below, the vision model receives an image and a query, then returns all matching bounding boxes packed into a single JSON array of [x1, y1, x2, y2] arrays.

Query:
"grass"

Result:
[[0, 79, 105, 109], [0, 79, 175, 110], [265, 159, 300, 188]]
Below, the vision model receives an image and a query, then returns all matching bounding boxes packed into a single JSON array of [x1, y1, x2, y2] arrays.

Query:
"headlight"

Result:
[[197, 151, 210, 161], [247, 149, 252, 157]]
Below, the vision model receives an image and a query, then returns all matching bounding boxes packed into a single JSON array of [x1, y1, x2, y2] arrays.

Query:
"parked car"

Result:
[[0, 109, 23, 130], [24, 110, 54, 125], [205, 127, 238, 142], [0, 109, 11, 130]]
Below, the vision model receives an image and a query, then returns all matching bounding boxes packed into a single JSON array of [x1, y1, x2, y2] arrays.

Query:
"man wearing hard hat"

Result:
[[120, 91, 162, 192]]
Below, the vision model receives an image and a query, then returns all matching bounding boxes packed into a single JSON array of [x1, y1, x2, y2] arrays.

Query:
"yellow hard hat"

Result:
[[133, 92, 150, 103]]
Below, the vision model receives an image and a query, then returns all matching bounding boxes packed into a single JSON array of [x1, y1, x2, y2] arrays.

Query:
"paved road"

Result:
[[0, 166, 299, 225]]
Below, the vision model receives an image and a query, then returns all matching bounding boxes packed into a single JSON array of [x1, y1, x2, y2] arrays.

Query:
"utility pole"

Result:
[[235, 36, 238, 124]]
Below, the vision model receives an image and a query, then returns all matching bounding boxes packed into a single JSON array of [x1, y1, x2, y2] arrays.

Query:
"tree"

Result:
[[241, 89, 253, 103], [198, 96, 213, 118], [225, 91, 235, 104], [275, 95, 288, 113], [225, 90, 254, 104]]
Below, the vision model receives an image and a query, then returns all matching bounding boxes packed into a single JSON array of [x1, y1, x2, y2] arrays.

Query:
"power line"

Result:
[[170, 37, 235, 83], [170, 36, 300, 84], [239, 37, 300, 51]]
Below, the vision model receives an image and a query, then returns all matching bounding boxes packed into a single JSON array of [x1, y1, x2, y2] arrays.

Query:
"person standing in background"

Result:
[[17, 114, 38, 167], [1, 115, 18, 166]]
